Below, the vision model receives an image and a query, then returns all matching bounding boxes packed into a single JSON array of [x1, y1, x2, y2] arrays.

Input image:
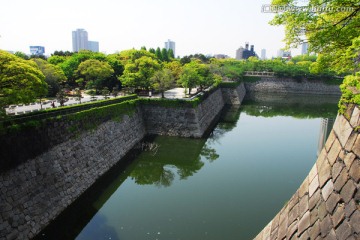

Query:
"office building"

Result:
[[165, 39, 175, 56], [88, 41, 99, 52], [72, 28, 99, 52], [261, 49, 266, 60], [235, 42, 257, 60], [30, 46, 45, 55], [72, 29, 88, 52]]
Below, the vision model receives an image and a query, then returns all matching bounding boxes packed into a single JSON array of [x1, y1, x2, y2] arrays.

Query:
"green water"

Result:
[[37, 93, 339, 240]]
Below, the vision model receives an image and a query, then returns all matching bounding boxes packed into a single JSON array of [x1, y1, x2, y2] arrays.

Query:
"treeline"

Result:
[[1, 48, 342, 118]]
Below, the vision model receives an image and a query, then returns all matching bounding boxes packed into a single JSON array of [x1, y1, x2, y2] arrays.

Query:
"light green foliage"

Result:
[[32, 58, 67, 97], [76, 59, 114, 90], [0, 50, 47, 117], [339, 73, 360, 113], [150, 69, 175, 98], [178, 62, 202, 95], [120, 56, 160, 89], [270, 0, 360, 108], [270, 0, 360, 74]]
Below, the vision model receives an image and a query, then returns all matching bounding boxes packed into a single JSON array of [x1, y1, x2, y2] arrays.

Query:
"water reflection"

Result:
[[130, 136, 219, 187], [317, 118, 335, 156]]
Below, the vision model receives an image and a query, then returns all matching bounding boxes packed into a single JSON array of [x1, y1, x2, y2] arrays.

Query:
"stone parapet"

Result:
[[254, 105, 360, 239]]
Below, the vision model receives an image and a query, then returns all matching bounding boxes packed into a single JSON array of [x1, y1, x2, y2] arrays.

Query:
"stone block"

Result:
[[345, 132, 358, 152], [333, 115, 353, 148], [353, 135, 360, 158], [350, 106, 360, 128], [317, 158, 331, 188], [320, 215, 333, 237], [334, 168, 349, 192], [298, 211, 310, 236], [288, 204, 299, 225], [344, 152, 356, 171], [325, 131, 336, 152], [298, 177, 309, 198], [332, 203, 345, 228], [308, 164, 318, 183], [331, 161, 344, 181], [298, 195, 309, 219], [308, 220, 320, 240], [335, 220, 352, 239], [309, 189, 320, 211], [340, 180, 356, 203], [349, 159, 360, 183], [310, 207, 318, 226], [344, 199, 357, 218], [325, 193, 340, 214], [309, 175, 319, 198], [349, 210, 360, 233], [321, 179, 334, 201], [286, 220, 298, 239], [327, 138, 341, 166]]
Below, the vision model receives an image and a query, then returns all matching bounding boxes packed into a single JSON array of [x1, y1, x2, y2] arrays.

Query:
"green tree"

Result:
[[155, 47, 162, 61], [56, 87, 68, 106], [76, 59, 114, 92], [178, 65, 200, 95], [14, 51, 30, 60], [161, 48, 169, 62], [120, 56, 160, 90], [0, 50, 47, 117], [150, 69, 175, 98], [33, 58, 67, 97], [168, 49, 175, 59], [270, 0, 360, 74]]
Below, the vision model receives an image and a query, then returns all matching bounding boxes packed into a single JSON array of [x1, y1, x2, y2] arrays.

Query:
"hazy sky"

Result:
[[0, 0, 297, 58]]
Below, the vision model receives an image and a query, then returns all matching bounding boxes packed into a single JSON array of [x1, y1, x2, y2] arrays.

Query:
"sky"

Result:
[[0, 0, 301, 58]]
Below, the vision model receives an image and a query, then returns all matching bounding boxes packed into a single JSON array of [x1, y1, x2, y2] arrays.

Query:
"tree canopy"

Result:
[[0, 50, 47, 116]]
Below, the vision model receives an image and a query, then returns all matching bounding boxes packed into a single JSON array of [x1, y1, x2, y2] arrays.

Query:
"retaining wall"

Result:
[[0, 84, 246, 240], [254, 105, 360, 239], [0, 109, 146, 239], [245, 78, 341, 95]]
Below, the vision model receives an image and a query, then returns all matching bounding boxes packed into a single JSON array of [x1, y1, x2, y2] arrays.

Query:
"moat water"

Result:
[[37, 93, 339, 240]]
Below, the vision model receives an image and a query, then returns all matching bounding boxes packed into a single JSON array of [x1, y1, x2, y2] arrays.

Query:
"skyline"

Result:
[[0, 0, 300, 58]]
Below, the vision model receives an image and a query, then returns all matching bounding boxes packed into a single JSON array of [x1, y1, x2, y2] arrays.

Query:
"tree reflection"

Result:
[[129, 135, 221, 187]]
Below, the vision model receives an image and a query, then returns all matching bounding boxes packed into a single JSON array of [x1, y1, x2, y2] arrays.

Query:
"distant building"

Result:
[[277, 49, 291, 59], [213, 54, 229, 59], [72, 28, 99, 52], [88, 41, 99, 52], [235, 42, 257, 60], [72, 29, 88, 52], [261, 49, 266, 60], [30, 46, 45, 55], [301, 42, 309, 55], [164, 39, 175, 56]]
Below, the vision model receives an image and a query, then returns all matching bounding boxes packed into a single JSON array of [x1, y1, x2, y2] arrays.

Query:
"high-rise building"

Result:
[[261, 49, 266, 60], [235, 42, 257, 60], [277, 49, 291, 59], [301, 42, 309, 55], [72, 29, 88, 52], [164, 39, 175, 56], [88, 41, 99, 52], [30, 46, 45, 55], [72, 28, 99, 52]]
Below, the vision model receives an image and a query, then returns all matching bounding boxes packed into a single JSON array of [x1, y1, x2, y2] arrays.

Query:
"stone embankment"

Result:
[[254, 105, 360, 240], [245, 78, 341, 95], [0, 84, 246, 240]]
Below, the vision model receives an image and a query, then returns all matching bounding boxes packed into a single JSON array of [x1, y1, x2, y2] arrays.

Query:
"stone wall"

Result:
[[221, 83, 246, 105], [0, 108, 146, 239], [245, 77, 341, 95], [254, 105, 360, 240]]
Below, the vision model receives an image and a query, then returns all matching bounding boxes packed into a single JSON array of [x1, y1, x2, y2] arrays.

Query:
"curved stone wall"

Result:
[[254, 105, 360, 239]]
